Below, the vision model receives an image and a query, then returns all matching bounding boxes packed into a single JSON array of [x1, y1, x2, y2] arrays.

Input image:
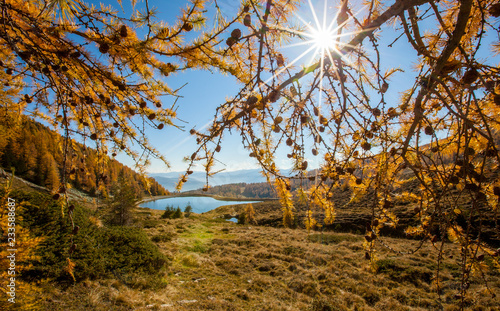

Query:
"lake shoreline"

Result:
[[139, 193, 278, 204], [138, 194, 276, 215]]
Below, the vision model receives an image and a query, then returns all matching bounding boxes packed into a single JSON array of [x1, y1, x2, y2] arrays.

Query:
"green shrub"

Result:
[[237, 212, 246, 224], [161, 205, 175, 219], [161, 205, 183, 219], [142, 218, 162, 228], [14, 190, 167, 282], [97, 226, 168, 275]]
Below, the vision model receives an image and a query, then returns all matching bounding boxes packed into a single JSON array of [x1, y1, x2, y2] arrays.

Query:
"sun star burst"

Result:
[[265, 0, 362, 109], [264, 0, 363, 90]]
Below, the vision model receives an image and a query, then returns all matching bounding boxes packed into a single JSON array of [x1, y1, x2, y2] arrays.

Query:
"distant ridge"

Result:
[[150, 169, 267, 192]]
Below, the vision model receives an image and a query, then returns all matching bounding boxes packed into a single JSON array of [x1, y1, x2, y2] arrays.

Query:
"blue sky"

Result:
[[21, 0, 498, 180], [112, 0, 419, 174], [113, 0, 420, 174], [104, 0, 244, 172], [110, 0, 498, 174]]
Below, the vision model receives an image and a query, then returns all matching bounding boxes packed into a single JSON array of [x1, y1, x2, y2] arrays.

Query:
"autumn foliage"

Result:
[[0, 117, 168, 197], [2, 0, 500, 307], [180, 0, 500, 301]]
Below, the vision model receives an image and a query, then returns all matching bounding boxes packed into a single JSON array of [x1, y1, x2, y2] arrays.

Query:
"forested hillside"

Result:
[[0, 118, 167, 197], [2, 0, 500, 309], [187, 182, 275, 198], [186, 172, 331, 199]]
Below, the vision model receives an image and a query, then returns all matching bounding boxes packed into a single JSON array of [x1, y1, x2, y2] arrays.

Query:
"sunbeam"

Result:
[[261, 0, 364, 111], [260, 0, 366, 94]]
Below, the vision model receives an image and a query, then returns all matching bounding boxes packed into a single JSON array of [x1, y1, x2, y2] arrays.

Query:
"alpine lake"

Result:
[[140, 196, 260, 221]]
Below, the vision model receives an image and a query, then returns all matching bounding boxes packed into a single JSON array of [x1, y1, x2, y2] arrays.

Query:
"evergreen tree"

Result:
[[237, 212, 246, 225], [184, 203, 193, 218], [172, 207, 183, 219], [105, 181, 139, 226]]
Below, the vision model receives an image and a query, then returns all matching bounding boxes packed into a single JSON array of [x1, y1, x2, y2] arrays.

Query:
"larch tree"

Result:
[[0, 0, 245, 266], [176, 0, 500, 304], [0, 177, 43, 310], [1, 0, 500, 306], [244, 203, 256, 225], [0, 0, 246, 189], [0, 0, 246, 288], [43, 153, 60, 190]]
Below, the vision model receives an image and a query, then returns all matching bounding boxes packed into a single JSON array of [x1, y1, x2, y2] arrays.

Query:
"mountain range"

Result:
[[150, 169, 268, 192]]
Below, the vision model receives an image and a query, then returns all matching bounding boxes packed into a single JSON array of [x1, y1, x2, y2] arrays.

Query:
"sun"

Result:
[[267, 0, 359, 78], [254, 0, 366, 115], [308, 25, 338, 58], [294, 0, 359, 67], [257, 0, 363, 107]]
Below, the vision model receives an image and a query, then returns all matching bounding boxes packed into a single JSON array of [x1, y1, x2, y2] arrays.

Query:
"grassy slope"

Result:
[[37, 204, 500, 311], [4, 170, 499, 310]]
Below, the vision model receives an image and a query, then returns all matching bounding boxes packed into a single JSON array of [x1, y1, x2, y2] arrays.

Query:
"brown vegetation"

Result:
[[2, 0, 500, 309], [30, 203, 499, 311]]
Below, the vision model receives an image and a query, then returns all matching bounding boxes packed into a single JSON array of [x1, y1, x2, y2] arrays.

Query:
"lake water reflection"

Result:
[[140, 196, 259, 214]]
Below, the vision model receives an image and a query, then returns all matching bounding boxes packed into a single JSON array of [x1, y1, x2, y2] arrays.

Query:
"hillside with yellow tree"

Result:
[[2, 0, 500, 310]]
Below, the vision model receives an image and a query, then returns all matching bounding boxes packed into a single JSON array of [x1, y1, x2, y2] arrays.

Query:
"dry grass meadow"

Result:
[[35, 201, 500, 311]]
